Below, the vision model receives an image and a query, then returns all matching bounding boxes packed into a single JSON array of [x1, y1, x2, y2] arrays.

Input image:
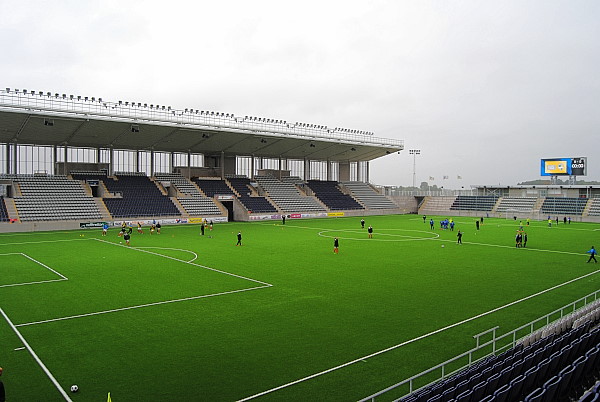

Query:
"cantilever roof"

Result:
[[0, 89, 403, 162]]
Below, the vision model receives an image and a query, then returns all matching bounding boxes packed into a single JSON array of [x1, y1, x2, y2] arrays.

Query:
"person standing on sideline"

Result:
[[0, 367, 5, 402], [423, 215, 427, 223], [333, 237, 339, 254], [475, 220, 480, 230], [282, 215, 286, 225], [587, 246, 598, 263], [523, 232, 528, 248], [236, 231, 242, 246], [430, 218, 435, 230], [457, 230, 463, 244], [200, 223, 205, 236], [563, 217, 567, 224], [361, 218, 365, 229], [368, 225, 373, 238], [568, 217, 571, 224]]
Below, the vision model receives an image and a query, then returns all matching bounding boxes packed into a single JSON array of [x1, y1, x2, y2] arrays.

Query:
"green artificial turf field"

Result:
[[1, 214, 599, 401]]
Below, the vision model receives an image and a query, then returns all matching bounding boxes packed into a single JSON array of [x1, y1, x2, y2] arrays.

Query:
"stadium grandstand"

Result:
[[2, 88, 600, 401], [0, 87, 408, 230]]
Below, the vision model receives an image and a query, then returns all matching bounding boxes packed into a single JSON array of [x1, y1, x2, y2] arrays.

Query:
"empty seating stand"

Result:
[[155, 173, 222, 216], [194, 178, 235, 198], [495, 197, 537, 213], [340, 181, 397, 209], [398, 303, 600, 402], [0, 196, 10, 221], [227, 177, 277, 213], [254, 175, 325, 213], [541, 197, 588, 216], [4, 174, 103, 222], [307, 180, 363, 210], [103, 173, 179, 218], [588, 198, 600, 216], [450, 195, 499, 211]]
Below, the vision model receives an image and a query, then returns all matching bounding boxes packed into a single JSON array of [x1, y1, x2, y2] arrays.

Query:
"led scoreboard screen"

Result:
[[541, 157, 587, 176]]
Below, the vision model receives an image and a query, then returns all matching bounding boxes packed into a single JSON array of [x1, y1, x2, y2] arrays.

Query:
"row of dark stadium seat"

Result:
[[0, 196, 10, 221], [401, 321, 600, 402], [307, 180, 363, 210]]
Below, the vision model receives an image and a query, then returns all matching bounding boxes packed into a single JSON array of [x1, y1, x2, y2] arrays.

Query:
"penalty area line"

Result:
[[15, 284, 271, 328], [0, 308, 73, 402], [237, 268, 600, 401]]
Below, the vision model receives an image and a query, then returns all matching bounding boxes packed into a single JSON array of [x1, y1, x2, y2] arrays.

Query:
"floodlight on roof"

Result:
[[5, 88, 9, 92], [91, 97, 95, 101], [62, 94, 67, 99], [44, 118, 54, 126], [23, 89, 27, 94], [70, 95, 74, 99], [38, 91, 43, 96], [84, 96, 88, 101], [77, 96, 81, 100], [47, 92, 51, 97], [98, 98, 102, 102], [144, 103, 147, 107], [131, 124, 140, 133]]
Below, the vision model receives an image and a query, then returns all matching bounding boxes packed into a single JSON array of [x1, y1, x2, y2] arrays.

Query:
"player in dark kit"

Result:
[[587, 246, 598, 263], [361, 219, 365, 229], [236, 231, 242, 246], [333, 237, 339, 254], [0, 367, 5, 402], [368, 225, 373, 238], [457, 230, 463, 244]]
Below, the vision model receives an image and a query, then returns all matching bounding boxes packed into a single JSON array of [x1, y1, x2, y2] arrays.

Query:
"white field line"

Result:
[[0, 278, 67, 289], [94, 238, 272, 286], [0, 253, 68, 288], [0, 308, 73, 402], [442, 239, 589, 256], [21, 253, 68, 280], [237, 268, 600, 401], [0, 238, 89, 246], [15, 285, 271, 328], [136, 246, 198, 263]]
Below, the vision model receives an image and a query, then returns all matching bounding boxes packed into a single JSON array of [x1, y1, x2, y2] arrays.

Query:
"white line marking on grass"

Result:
[[15, 285, 271, 328], [0, 278, 67, 289], [136, 247, 198, 263], [0, 308, 73, 402], [0, 238, 89, 246], [318, 229, 439, 242], [0, 253, 69, 288], [441, 239, 590, 257], [20, 254, 68, 280], [237, 268, 600, 401], [14, 346, 25, 351], [94, 238, 271, 286]]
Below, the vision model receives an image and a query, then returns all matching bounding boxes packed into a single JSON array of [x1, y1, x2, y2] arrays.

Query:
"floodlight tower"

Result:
[[409, 149, 421, 188]]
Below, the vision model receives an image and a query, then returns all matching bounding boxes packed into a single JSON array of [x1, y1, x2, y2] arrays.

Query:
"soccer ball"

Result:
[[70, 385, 79, 393], [441, 245, 445, 248]]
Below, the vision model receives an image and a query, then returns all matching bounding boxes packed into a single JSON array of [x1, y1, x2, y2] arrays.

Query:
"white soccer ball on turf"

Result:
[[70, 385, 79, 393], [441, 245, 445, 248]]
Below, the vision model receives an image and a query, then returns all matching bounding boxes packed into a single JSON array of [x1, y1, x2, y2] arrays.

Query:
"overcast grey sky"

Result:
[[1, 0, 598, 188]]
